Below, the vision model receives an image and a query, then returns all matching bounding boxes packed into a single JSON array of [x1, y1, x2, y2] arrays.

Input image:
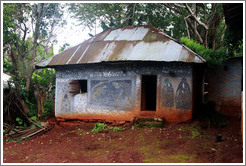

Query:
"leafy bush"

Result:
[[180, 37, 230, 67], [43, 98, 54, 119]]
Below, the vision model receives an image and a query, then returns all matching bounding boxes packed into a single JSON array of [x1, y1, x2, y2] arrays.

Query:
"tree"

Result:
[[164, 3, 226, 49], [68, 3, 182, 35], [3, 3, 65, 114], [68, 3, 227, 50]]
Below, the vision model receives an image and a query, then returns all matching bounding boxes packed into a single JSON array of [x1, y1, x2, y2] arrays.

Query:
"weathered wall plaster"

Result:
[[206, 57, 243, 116], [55, 62, 193, 122]]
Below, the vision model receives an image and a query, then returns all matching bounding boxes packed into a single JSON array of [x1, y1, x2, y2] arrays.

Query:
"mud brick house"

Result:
[[205, 56, 243, 117], [35, 25, 206, 123]]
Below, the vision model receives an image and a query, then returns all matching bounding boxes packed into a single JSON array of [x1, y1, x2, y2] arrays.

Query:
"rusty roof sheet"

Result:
[[35, 25, 206, 68]]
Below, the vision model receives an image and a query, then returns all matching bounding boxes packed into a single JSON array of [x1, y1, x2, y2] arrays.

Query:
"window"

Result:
[[69, 80, 87, 94], [79, 80, 87, 93]]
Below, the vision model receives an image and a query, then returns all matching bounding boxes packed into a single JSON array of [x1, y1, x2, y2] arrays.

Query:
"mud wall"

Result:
[[55, 62, 193, 122], [206, 57, 243, 116]]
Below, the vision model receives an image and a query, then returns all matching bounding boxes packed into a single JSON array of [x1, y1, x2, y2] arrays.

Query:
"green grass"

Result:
[[179, 124, 201, 139], [169, 154, 196, 163], [109, 126, 125, 132], [134, 119, 163, 128]]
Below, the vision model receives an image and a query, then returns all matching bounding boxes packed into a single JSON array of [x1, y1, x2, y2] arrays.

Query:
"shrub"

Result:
[[180, 37, 230, 67]]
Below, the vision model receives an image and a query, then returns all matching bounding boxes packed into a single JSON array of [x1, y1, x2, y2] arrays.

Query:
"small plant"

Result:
[[24, 136, 30, 140], [109, 126, 125, 132], [133, 119, 163, 129], [191, 130, 201, 139], [179, 124, 201, 139], [16, 137, 23, 143], [30, 124, 36, 129], [169, 154, 194, 162], [190, 124, 201, 139], [16, 117, 23, 125], [7, 138, 15, 142], [91, 123, 107, 133]]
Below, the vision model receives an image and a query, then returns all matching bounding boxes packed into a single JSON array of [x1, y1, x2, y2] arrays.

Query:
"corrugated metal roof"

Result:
[[35, 25, 206, 68]]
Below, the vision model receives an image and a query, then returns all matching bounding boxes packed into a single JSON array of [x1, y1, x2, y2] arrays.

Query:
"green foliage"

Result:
[[3, 57, 13, 73], [59, 43, 70, 53], [109, 126, 125, 132], [23, 123, 28, 128], [68, 3, 187, 38], [26, 101, 38, 117], [15, 117, 28, 128], [30, 124, 37, 129], [16, 138, 23, 143], [134, 119, 163, 129], [91, 123, 125, 133], [180, 124, 201, 139], [223, 26, 243, 57], [191, 129, 201, 139], [3, 3, 64, 123], [232, 39, 243, 57], [30, 116, 37, 121], [180, 37, 230, 67], [91, 123, 107, 133], [169, 154, 195, 162], [68, 3, 231, 51], [43, 99, 54, 118], [16, 117, 23, 125]]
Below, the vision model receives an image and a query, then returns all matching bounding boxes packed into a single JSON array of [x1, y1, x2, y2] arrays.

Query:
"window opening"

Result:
[[69, 80, 87, 94]]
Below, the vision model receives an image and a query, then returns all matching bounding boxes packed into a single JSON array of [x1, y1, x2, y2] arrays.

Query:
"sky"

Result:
[[53, 8, 103, 54]]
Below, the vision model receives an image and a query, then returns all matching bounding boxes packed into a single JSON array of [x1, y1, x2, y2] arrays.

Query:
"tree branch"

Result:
[[207, 4, 217, 26], [187, 17, 204, 43], [173, 3, 186, 8], [184, 15, 191, 39], [163, 4, 183, 15], [185, 3, 208, 30]]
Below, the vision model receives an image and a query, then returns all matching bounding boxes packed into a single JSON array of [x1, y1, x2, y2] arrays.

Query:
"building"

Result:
[[35, 25, 206, 123], [206, 56, 243, 117]]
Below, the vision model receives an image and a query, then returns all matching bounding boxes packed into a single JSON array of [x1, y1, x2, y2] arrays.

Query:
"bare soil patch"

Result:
[[3, 116, 243, 163]]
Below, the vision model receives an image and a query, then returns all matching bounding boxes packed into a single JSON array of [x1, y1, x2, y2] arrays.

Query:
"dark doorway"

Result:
[[141, 75, 157, 111]]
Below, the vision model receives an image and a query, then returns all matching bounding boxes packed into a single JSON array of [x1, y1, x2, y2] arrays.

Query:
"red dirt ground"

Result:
[[3, 117, 243, 163]]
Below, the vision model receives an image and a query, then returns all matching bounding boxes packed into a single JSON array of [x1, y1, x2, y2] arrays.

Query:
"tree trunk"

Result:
[[11, 84, 29, 115], [35, 76, 44, 120], [204, 30, 209, 48], [184, 16, 191, 39], [25, 65, 35, 92], [193, 4, 197, 39]]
